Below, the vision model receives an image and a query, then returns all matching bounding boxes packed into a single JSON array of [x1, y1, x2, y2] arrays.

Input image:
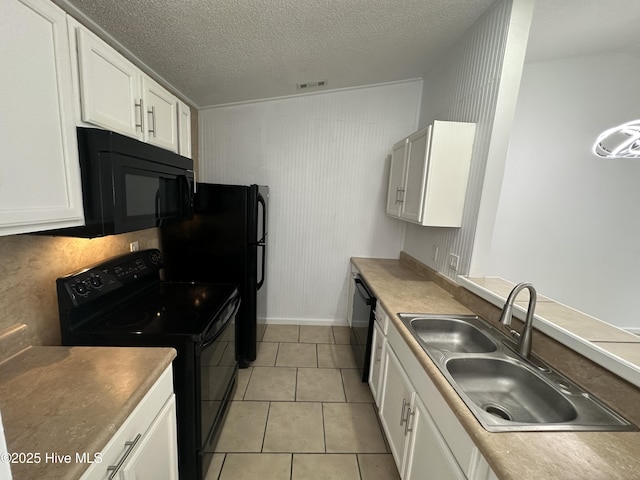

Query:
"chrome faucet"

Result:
[[499, 282, 537, 358]]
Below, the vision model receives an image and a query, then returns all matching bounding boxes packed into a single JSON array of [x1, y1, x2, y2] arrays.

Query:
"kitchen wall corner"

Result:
[[404, 0, 533, 282], [0, 229, 159, 348]]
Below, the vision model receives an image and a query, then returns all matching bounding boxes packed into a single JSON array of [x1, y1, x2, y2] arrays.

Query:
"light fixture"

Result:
[[593, 119, 640, 158]]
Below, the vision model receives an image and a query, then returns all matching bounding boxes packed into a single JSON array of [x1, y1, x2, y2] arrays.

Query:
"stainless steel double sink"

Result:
[[399, 314, 637, 432]]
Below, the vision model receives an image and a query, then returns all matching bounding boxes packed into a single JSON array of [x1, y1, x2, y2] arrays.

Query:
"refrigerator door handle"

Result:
[[257, 242, 266, 290], [257, 193, 267, 243]]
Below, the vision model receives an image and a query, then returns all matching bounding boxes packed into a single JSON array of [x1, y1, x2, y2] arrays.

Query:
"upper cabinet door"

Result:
[[75, 27, 142, 140], [0, 0, 84, 235], [142, 76, 179, 152], [177, 101, 192, 158], [385, 139, 408, 218], [401, 126, 432, 223]]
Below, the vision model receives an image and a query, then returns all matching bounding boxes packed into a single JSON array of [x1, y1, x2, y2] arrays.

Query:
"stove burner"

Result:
[[105, 311, 150, 328]]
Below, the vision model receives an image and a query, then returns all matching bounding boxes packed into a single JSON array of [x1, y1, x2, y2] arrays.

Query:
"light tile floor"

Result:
[[205, 324, 401, 480]]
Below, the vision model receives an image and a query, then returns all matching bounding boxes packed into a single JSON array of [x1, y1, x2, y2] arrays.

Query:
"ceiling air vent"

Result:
[[297, 80, 327, 90]]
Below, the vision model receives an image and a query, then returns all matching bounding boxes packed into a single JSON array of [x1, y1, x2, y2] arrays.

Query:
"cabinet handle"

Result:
[[404, 407, 415, 435], [400, 398, 408, 426], [135, 99, 144, 131], [375, 344, 383, 362], [396, 188, 405, 204], [106, 433, 141, 479], [148, 106, 157, 137]]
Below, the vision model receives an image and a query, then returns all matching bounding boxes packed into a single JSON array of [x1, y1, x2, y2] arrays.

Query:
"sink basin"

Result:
[[398, 313, 637, 432], [446, 357, 577, 424], [410, 317, 496, 353]]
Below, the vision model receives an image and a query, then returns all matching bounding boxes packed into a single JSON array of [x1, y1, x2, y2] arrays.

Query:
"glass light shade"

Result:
[[593, 119, 640, 158]]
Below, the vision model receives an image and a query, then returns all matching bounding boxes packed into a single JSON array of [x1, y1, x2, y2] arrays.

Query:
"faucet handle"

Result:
[[508, 328, 521, 340]]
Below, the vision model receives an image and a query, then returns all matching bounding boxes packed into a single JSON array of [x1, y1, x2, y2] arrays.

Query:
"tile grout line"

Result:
[[215, 453, 227, 480], [321, 401, 327, 455], [355, 453, 363, 480], [260, 401, 272, 454]]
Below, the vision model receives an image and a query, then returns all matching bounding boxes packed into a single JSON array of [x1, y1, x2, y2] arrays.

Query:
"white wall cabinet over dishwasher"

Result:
[[81, 365, 179, 480], [0, 0, 84, 236], [386, 121, 476, 227]]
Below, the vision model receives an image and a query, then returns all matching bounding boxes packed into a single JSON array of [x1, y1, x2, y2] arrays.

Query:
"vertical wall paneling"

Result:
[[198, 81, 421, 324], [403, 0, 534, 283]]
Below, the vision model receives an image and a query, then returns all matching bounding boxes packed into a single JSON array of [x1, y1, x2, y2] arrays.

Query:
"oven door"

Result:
[[199, 295, 240, 477]]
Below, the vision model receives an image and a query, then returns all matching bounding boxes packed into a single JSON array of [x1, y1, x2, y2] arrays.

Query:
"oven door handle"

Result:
[[202, 296, 241, 349]]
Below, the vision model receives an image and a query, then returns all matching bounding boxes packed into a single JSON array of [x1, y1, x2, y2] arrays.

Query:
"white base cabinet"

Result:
[[368, 320, 385, 405], [81, 366, 178, 480], [404, 394, 465, 480], [386, 121, 476, 227], [0, 0, 84, 236], [369, 303, 389, 406], [373, 311, 497, 480], [379, 346, 414, 468]]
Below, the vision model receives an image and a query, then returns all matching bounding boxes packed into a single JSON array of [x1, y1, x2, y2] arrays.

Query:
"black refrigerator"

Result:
[[160, 183, 268, 367]]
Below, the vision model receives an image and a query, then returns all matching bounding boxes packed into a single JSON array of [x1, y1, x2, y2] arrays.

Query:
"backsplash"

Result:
[[0, 229, 159, 350]]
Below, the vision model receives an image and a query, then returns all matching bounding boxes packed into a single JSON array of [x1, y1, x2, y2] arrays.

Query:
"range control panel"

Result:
[[57, 249, 164, 306]]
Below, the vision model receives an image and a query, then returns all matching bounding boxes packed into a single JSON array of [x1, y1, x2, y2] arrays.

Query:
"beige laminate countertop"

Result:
[[0, 346, 176, 480], [352, 257, 640, 480]]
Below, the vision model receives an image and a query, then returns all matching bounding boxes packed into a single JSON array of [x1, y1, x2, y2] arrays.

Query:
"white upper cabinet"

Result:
[[385, 140, 408, 218], [142, 76, 178, 151], [177, 100, 192, 158], [75, 27, 142, 140], [386, 121, 476, 227], [70, 21, 183, 153], [0, 0, 84, 236]]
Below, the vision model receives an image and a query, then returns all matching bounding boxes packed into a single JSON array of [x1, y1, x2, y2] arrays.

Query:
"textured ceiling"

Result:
[[57, 0, 495, 107], [55, 0, 640, 108]]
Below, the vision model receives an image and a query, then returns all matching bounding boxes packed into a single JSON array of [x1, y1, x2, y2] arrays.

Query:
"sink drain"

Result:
[[483, 403, 512, 421]]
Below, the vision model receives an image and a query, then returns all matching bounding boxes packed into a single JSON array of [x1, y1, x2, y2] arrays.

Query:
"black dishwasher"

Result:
[[349, 275, 376, 382]]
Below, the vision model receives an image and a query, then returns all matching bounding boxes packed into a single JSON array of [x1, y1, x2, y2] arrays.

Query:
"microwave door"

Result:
[[116, 158, 191, 232]]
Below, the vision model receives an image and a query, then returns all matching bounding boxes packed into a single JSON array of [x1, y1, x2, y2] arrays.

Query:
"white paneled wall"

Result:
[[403, 0, 533, 282], [489, 53, 640, 330], [199, 81, 421, 324]]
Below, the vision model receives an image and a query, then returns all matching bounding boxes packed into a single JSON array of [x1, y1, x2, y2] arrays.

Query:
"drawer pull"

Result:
[[107, 433, 141, 479]]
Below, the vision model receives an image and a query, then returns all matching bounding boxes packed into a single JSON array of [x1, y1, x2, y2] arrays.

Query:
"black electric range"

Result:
[[57, 249, 240, 480]]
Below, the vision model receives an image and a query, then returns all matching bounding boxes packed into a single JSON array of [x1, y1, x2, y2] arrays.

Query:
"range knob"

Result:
[[74, 282, 89, 295], [89, 275, 103, 288]]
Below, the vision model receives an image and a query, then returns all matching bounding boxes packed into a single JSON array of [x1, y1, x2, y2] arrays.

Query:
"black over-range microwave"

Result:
[[46, 128, 194, 238]]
